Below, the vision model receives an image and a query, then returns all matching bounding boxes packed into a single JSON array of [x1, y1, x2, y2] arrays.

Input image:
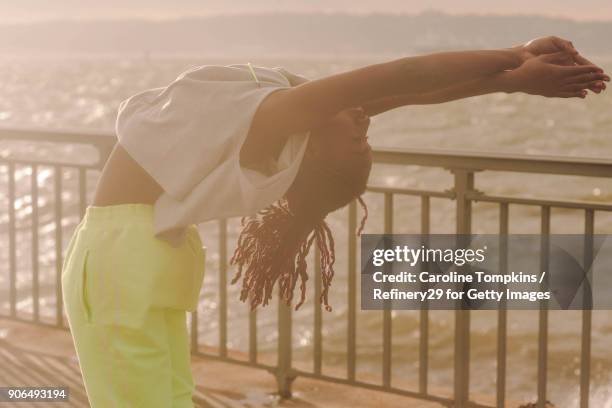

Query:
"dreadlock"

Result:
[[231, 122, 372, 312]]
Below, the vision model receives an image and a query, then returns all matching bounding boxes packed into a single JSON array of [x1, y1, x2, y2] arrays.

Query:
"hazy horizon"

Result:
[[3, 12, 612, 57], [3, 1, 612, 23]]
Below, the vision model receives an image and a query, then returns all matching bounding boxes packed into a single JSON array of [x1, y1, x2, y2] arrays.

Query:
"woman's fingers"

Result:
[[554, 65, 607, 93], [550, 36, 597, 67], [560, 65, 604, 76], [587, 81, 606, 93], [569, 54, 605, 74], [589, 84, 604, 94], [563, 71, 610, 84], [562, 70, 609, 94], [562, 82, 605, 92]]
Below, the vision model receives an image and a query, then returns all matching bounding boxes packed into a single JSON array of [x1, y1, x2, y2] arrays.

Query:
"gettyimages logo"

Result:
[[360, 234, 609, 310]]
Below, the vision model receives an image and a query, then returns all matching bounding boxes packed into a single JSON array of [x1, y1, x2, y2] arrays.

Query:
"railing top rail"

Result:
[[0, 125, 116, 148], [373, 147, 612, 178], [0, 126, 116, 167], [2, 126, 612, 178]]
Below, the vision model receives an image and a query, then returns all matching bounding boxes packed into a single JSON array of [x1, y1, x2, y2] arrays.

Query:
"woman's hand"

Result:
[[508, 51, 610, 98], [514, 36, 607, 93], [515, 36, 575, 62]]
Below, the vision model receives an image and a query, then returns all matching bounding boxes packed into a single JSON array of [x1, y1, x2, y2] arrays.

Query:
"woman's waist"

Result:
[[70, 205, 204, 276], [77, 203, 200, 246], [83, 203, 156, 225]]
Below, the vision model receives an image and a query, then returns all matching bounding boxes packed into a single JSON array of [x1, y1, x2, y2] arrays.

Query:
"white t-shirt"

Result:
[[115, 64, 311, 245]]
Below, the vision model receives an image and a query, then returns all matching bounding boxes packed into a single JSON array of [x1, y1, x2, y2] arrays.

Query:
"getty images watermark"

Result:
[[361, 234, 611, 310]]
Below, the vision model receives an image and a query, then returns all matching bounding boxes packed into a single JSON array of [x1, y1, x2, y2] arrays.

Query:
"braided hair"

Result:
[[230, 113, 372, 312]]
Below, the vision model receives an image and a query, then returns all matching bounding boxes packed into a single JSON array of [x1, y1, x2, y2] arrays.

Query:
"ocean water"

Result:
[[0, 55, 611, 406]]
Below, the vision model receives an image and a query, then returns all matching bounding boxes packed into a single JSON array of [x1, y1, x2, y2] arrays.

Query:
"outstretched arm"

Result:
[[362, 52, 610, 116], [244, 36, 607, 164], [252, 48, 526, 138]]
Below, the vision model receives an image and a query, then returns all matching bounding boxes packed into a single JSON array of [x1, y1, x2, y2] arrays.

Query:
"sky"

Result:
[[2, 0, 612, 23]]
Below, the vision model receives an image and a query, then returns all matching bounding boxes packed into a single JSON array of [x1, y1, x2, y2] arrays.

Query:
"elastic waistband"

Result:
[[83, 203, 155, 226]]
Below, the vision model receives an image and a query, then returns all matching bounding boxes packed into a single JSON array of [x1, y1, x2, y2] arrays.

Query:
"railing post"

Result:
[[580, 209, 595, 408], [54, 165, 64, 327], [275, 298, 295, 398], [382, 193, 393, 388], [419, 195, 431, 396], [497, 203, 509, 408], [190, 310, 199, 354], [537, 206, 551, 408], [8, 163, 16, 318], [452, 168, 475, 408], [347, 201, 358, 381], [219, 219, 228, 357]]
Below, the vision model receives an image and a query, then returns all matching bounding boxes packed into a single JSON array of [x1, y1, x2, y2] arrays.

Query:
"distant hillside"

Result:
[[2, 12, 612, 56]]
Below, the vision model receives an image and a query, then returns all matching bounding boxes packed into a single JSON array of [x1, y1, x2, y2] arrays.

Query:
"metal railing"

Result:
[[1, 126, 611, 408]]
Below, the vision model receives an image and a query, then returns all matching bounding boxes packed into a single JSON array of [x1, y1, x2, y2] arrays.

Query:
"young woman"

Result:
[[61, 36, 608, 407]]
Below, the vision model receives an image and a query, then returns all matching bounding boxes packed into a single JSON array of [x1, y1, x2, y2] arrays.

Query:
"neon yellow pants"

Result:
[[61, 204, 206, 407]]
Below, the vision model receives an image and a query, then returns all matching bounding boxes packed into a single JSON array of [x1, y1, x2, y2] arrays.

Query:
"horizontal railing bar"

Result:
[[469, 193, 612, 212], [0, 125, 115, 150], [373, 147, 612, 178], [0, 315, 70, 329], [3, 127, 612, 178], [366, 185, 454, 198], [0, 158, 104, 171]]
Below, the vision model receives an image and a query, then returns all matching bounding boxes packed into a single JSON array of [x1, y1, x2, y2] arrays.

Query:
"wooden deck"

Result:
[[0, 317, 448, 408]]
